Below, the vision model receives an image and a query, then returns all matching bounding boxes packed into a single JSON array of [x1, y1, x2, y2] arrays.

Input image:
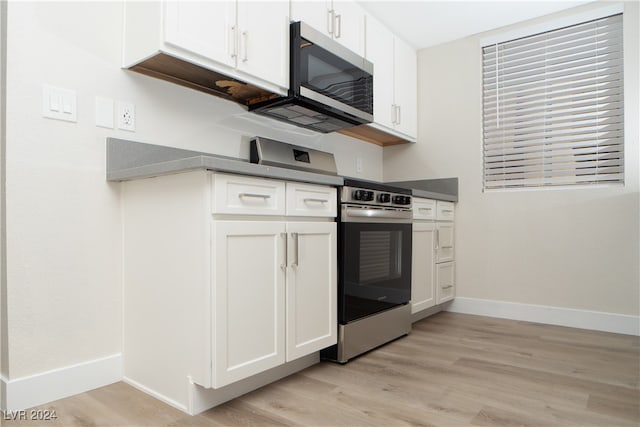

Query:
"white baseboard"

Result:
[[446, 297, 640, 336], [1, 353, 122, 411]]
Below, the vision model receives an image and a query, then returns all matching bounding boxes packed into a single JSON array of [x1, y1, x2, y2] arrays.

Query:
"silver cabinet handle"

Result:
[[442, 285, 453, 290], [280, 232, 287, 270], [230, 25, 237, 58], [238, 193, 271, 199], [418, 207, 432, 212], [304, 198, 328, 204], [442, 209, 453, 213], [334, 14, 342, 38], [327, 9, 334, 34], [435, 229, 440, 249], [291, 232, 299, 267], [396, 104, 401, 125], [391, 104, 396, 124], [241, 30, 248, 62]]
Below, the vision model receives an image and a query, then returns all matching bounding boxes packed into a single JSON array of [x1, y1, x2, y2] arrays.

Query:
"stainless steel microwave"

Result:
[[250, 21, 373, 133]]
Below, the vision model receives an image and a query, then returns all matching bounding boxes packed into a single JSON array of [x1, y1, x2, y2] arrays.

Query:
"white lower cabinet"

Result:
[[212, 221, 286, 387], [285, 222, 337, 361], [212, 220, 336, 388], [436, 261, 456, 304], [411, 198, 456, 316], [411, 222, 436, 313], [122, 171, 337, 410]]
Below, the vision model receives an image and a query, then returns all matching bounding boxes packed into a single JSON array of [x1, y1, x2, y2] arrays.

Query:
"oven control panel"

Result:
[[341, 186, 412, 208]]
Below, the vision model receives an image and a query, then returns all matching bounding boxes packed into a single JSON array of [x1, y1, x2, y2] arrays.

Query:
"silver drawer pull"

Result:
[[239, 193, 271, 200], [442, 285, 453, 289], [419, 207, 432, 211], [304, 198, 328, 204], [442, 209, 453, 213]]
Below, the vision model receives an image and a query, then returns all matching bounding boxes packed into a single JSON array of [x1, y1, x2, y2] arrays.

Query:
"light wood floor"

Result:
[[5, 312, 639, 426]]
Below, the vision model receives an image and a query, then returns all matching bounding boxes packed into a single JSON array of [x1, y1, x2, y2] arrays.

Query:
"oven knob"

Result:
[[392, 195, 403, 204], [378, 193, 391, 203], [364, 191, 375, 201], [352, 190, 364, 200]]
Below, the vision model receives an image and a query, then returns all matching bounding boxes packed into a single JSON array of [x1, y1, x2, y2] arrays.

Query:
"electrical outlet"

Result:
[[117, 101, 135, 131]]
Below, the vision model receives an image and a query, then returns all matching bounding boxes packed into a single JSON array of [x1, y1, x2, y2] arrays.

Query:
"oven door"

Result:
[[292, 22, 373, 122], [339, 220, 412, 324]]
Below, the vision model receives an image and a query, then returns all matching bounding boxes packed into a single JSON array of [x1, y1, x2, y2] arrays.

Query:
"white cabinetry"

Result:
[[435, 201, 455, 304], [212, 221, 286, 386], [411, 198, 455, 315], [210, 174, 337, 387], [291, 0, 365, 55], [365, 14, 417, 141], [122, 171, 336, 411], [411, 222, 436, 313], [124, 0, 289, 95]]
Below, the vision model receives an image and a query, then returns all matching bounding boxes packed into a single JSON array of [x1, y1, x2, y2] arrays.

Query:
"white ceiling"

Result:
[[357, 0, 594, 50]]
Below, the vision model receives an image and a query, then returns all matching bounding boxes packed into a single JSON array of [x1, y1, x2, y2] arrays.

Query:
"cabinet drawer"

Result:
[[436, 201, 455, 221], [436, 261, 455, 304], [212, 173, 286, 215], [286, 182, 337, 217], [413, 198, 436, 220], [436, 223, 454, 263]]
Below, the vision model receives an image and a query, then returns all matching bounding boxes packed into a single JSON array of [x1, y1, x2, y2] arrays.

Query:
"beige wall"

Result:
[[2, 1, 382, 380], [384, 1, 640, 316]]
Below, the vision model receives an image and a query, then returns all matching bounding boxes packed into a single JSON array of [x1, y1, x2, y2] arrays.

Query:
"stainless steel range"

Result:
[[321, 179, 412, 363], [250, 137, 412, 364]]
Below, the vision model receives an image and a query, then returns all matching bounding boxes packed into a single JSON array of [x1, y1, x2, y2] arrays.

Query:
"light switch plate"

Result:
[[42, 84, 77, 122], [95, 97, 114, 129]]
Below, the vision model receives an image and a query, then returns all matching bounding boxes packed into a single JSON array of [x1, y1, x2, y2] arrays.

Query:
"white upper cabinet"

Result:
[[291, 0, 365, 56], [235, 1, 290, 88], [393, 37, 418, 138], [123, 1, 289, 95], [164, 1, 236, 68], [365, 13, 418, 141], [365, 15, 394, 129]]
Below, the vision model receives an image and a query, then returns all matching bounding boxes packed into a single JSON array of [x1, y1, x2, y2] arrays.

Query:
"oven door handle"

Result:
[[344, 207, 412, 220]]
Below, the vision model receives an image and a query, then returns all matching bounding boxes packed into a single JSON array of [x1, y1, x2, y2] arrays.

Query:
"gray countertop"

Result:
[[107, 138, 457, 201], [106, 138, 344, 187], [387, 178, 458, 202]]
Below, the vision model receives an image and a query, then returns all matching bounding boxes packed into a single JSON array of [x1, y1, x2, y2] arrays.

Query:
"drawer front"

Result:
[[286, 182, 337, 217], [212, 173, 286, 215], [436, 201, 455, 221], [436, 261, 455, 304], [413, 198, 436, 220], [436, 223, 454, 263]]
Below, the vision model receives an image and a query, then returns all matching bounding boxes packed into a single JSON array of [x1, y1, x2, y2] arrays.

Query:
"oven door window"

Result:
[[298, 39, 373, 114], [340, 222, 411, 323]]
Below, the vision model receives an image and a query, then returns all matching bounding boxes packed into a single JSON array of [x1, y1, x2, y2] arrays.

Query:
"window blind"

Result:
[[482, 13, 624, 190]]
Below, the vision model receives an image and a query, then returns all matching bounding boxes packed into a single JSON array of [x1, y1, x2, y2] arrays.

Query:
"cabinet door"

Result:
[[436, 261, 455, 304], [212, 221, 286, 388], [436, 222, 454, 263], [411, 222, 436, 314], [285, 222, 337, 361], [393, 36, 418, 139], [164, 1, 236, 68], [365, 14, 395, 129], [236, 0, 289, 88], [331, 0, 365, 55], [290, 0, 333, 38]]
